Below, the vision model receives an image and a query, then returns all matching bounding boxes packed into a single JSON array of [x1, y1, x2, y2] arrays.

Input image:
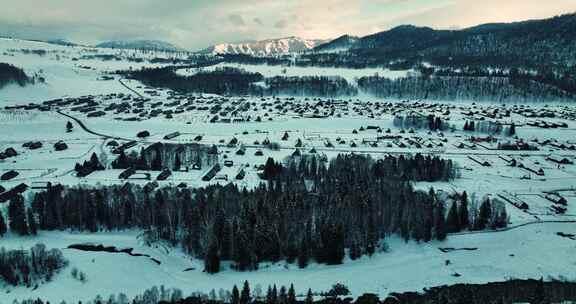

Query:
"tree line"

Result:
[[2, 153, 507, 273], [392, 114, 448, 132], [75, 152, 105, 177], [112, 143, 217, 172], [16, 153, 500, 275], [127, 66, 356, 97], [357, 75, 574, 103], [12, 278, 576, 304]]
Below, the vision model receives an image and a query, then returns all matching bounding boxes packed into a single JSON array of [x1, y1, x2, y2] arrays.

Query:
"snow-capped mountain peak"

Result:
[[201, 36, 329, 56]]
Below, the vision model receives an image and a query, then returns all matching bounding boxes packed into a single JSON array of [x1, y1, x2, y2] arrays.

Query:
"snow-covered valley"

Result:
[[1, 20, 576, 304]]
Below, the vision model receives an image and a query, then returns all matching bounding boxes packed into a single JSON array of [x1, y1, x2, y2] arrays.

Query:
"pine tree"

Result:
[[435, 117, 442, 131], [287, 284, 296, 304], [112, 151, 129, 169], [476, 198, 492, 230], [151, 152, 162, 171], [459, 191, 470, 230], [27, 209, 38, 235], [532, 277, 546, 304], [423, 202, 433, 242], [136, 148, 147, 170], [279, 286, 287, 304], [349, 241, 361, 260], [89, 152, 104, 171], [174, 154, 182, 171], [263, 157, 278, 180], [508, 123, 516, 136], [0, 209, 7, 237], [232, 285, 240, 304], [446, 201, 460, 233], [297, 237, 309, 269], [241, 280, 251, 304], [204, 241, 220, 274], [434, 201, 447, 241], [267, 285, 278, 304], [266, 286, 274, 304], [8, 195, 28, 235], [493, 206, 508, 229], [305, 289, 313, 304]]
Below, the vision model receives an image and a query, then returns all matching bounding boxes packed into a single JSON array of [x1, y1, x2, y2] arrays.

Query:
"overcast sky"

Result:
[[1, 0, 575, 51]]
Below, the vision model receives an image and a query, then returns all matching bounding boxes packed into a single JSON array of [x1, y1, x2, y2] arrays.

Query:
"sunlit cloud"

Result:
[[0, 0, 574, 50]]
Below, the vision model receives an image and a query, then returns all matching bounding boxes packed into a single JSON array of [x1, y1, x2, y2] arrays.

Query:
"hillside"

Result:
[[313, 35, 359, 53], [96, 39, 184, 52], [313, 13, 576, 68]]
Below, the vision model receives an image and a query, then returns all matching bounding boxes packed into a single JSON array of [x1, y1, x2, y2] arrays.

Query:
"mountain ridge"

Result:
[[200, 36, 329, 56], [96, 39, 184, 52]]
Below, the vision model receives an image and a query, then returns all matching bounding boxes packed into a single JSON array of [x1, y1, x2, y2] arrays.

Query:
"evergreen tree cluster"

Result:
[[29, 154, 463, 273], [13, 278, 576, 304], [128, 66, 264, 96], [445, 193, 508, 233], [0, 62, 32, 88], [393, 114, 447, 131], [357, 75, 574, 103], [128, 67, 356, 97], [74, 152, 105, 177], [4, 194, 38, 236], [112, 143, 217, 171], [0, 244, 68, 287], [263, 76, 357, 97], [463, 120, 503, 134]]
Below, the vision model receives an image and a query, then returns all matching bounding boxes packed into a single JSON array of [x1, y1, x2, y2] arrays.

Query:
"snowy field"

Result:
[[176, 62, 412, 85], [0, 38, 189, 104], [2, 222, 575, 303], [1, 37, 576, 303]]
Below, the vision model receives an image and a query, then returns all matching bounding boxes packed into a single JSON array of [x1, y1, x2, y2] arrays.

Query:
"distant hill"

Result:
[[312, 13, 576, 67], [201, 37, 328, 56], [44, 39, 80, 47], [313, 35, 359, 53], [96, 40, 184, 52]]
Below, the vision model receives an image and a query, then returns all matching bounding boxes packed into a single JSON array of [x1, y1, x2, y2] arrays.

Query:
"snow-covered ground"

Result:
[[176, 62, 412, 84], [0, 38, 189, 104], [2, 222, 575, 303], [1, 38, 576, 304]]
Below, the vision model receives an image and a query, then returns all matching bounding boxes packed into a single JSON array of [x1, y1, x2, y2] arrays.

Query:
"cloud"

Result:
[[228, 14, 245, 26], [274, 19, 288, 29], [0, 0, 574, 51]]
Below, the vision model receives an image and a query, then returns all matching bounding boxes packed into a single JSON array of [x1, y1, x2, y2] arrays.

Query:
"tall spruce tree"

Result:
[[232, 285, 240, 304], [305, 289, 313, 304], [297, 237, 309, 268], [476, 198, 492, 230], [204, 241, 220, 274], [0, 209, 7, 237], [434, 201, 447, 241], [287, 284, 296, 304], [446, 201, 460, 233], [27, 209, 37, 235], [279, 286, 287, 304], [459, 191, 470, 230], [8, 195, 28, 235], [240, 280, 251, 304]]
